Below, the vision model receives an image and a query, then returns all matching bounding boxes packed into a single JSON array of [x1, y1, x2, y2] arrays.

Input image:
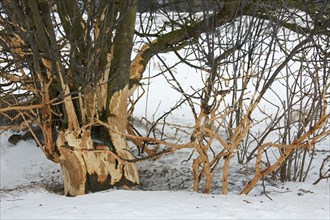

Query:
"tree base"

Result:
[[59, 147, 139, 196]]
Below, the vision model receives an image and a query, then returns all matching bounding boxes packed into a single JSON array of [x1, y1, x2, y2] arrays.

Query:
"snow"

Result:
[[1, 188, 329, 220]]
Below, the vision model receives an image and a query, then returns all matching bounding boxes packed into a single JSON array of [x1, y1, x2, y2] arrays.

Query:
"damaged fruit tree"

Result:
[[0, 0, 329, 196]]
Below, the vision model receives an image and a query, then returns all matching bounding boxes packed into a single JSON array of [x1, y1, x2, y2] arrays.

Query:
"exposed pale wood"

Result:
[[57, 127, 140, 196], [241, 113, 330, 195], [96, 52, 112, 114], [192, 156, 202, 192], [59, 147, 87, 196], [0, 104, 44, 113], [222, 155, 231, 195], [126, 122, 157, 156]]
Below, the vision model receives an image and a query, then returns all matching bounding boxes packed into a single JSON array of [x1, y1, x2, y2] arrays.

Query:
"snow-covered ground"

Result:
[[1, 128, 329, 219], [1, 187, 329, 219]]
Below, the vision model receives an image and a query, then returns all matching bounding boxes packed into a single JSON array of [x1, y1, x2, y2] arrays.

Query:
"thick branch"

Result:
[[129, 1, 240, 95]]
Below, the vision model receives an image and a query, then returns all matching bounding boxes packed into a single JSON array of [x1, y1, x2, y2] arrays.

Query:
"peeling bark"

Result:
[[56, 123, 139, 196]]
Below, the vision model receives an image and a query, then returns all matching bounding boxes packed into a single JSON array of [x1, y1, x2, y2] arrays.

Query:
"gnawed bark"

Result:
[[58, 146, 138, 196], [241, 112, 330, 195], [56, 111, 139, 196]]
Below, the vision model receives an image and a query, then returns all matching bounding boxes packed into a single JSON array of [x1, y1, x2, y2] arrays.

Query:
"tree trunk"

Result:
[[57, 145, 139, 196], [55, 86, 139, 196], [53, 0, 139, 196], [58, 144, 139, 196]]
